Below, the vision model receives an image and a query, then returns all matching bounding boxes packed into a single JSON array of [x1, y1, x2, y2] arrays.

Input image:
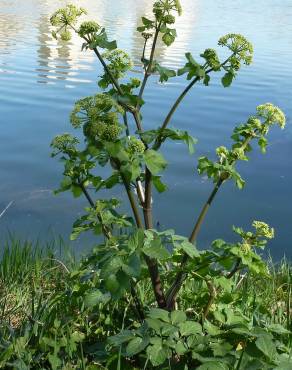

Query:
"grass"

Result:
[[0, 239, 291, 368]]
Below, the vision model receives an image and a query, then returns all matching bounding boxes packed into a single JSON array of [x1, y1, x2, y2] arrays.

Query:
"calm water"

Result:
[[0, 0, 291, 257]]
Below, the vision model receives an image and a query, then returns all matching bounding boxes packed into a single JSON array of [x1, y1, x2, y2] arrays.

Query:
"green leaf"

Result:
[[255, 334, 277, 360], [108, 330, 134, 346], [179, 321, 202, 336], [142, 16, 155, 28], [180, 240, 200, 258], [148, 308, 170, 322], [170, 310, 187, 324], [144, 149, 167, 174], [105, 274, 119, 293], [71, 184, 83, 198], [146, 344, 168, 366], [268, 324, 290, 335], [152, 175, 168, 193], [175, 340, 187, 355], [146, 318, 162, 332], [126, 336, 148, 356], [197, 362, 229, 370], [210, 341, 233, 357], [203, 74, 211, 86], [162, 31, 176, 46], [154, 63, 176, 82], [84, 289, 110, 308], [221, 71, 234, 87], [143, 237, 170, 259]]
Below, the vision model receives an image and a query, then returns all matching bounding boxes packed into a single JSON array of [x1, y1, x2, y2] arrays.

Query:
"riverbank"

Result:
[[0, 240, 291, 368]]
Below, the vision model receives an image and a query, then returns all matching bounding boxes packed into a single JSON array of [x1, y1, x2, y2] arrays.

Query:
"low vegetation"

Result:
[[0, 1, 290, 368]]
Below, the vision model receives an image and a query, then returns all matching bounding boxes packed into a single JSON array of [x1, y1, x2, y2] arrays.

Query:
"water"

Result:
[[0, 0, 291, 257]]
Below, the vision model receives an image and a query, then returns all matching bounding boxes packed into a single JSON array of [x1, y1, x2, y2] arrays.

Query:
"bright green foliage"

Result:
[[198, 104, 285, 188]]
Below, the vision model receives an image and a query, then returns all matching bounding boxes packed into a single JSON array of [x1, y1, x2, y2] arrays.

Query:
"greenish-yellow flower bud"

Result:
[[256, 103, 286, 129], [252, 221, 274, 239], [128, 137, 145, 155], [164, 14, 175, 24], [78, 21, 100, 38]]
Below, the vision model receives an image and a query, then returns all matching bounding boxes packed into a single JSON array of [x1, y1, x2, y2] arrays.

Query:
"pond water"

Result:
[[0, 0, 291, 258]]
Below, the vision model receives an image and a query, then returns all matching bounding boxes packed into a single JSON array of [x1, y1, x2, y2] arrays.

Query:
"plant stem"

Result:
[[203, 280, 217, 320], [227, 258, 241, 279], [120, 173, 144, 229], [166, 134, 254, 308], [78, 182, 112, 239], [143, 168, 153, 229], [119, 172, 166, 308], [153, 77, 200, 150], [138, 23, 161, 104], [130, 284, 145, 321]]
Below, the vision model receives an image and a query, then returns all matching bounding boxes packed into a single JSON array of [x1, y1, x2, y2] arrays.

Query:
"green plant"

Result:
[[33, 1, 291, 368]]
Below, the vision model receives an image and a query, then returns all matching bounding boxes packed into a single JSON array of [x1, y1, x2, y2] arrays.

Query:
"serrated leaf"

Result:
[[144, 149, 167, 174], [170, 310, 187, 324], [180, 240, 200, 258], [179, 321, 202, 336], [146, 344, 168, 366], [108, 330, 134, 346], [255, 334, 277, 360], [148, 308, 170, 322], [126, 336, 148, 356], [84, 289, 110, 308]]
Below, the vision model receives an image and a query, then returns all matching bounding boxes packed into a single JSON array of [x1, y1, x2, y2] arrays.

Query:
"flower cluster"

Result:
[[50, 134, 79, 157], [128, 137, 146, 155], [200, 48, 221, 71], [70, 94, 123, 129], [218, 34, 253, 65], [50, 5, 86, 41], [99, 49, 133, 89], [78, 21, 101, 38]]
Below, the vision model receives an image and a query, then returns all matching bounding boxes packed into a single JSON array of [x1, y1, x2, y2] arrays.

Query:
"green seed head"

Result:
[[98, 123, 122, 141], [78, 21, 100, 37], [128, 137, 145, 155], [164, 14, 175, 24]]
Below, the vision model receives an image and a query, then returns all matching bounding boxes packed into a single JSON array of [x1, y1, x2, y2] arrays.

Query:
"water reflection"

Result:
[[0, 0, 291, 257]]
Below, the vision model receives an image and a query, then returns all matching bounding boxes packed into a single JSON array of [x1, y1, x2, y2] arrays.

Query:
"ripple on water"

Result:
[[0, 0, 291, 257]]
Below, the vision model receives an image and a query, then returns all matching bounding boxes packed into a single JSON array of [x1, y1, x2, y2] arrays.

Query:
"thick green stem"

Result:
[[120, 173, 144, 229], [153, 77, 200, 150], [166, 135, 253, 309], [166, 179, 223, 309], [120, 172, 166, 308]]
